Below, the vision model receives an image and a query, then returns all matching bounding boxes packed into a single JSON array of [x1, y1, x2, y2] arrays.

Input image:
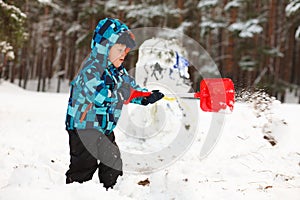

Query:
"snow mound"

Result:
[[1, 81, 300, 199]]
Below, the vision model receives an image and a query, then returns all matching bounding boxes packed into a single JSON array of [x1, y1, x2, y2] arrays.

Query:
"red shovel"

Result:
[[124, 78, 235, 112]]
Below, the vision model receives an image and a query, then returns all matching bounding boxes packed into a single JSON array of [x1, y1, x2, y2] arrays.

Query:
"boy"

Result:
[[65, 18, 164, 190]]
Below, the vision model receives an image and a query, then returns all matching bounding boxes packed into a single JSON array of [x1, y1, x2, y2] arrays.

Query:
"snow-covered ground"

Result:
[[0, 81, 300, 200]]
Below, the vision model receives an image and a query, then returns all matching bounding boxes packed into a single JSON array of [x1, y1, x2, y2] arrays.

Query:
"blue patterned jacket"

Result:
[[65, 18, 146, 134]]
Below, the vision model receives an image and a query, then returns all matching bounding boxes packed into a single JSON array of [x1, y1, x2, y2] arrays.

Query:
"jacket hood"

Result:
[[90, 18, 135, 57]]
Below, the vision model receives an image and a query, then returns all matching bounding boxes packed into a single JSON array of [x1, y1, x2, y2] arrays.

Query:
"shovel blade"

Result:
[[200, 78, 235, 112]]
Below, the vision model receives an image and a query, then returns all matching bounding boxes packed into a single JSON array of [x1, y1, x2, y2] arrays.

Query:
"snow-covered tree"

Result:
[[1, 0, 299, 102], [0, 0, 27, 60], [285, 0, 300, 17], [0, 0, 27, 82]]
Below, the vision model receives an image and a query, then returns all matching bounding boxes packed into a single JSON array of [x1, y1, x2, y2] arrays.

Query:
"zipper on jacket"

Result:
[[80, 103, 93, 123]]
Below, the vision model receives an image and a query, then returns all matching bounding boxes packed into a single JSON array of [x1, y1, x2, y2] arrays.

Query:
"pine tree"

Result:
[[0, 0, 27, 80]]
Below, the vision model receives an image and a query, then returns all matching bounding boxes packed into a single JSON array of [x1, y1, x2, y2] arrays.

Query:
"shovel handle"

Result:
[[124, 88, 151, 105], [124, 88, 201, 105], [194, 92, 201, 99]]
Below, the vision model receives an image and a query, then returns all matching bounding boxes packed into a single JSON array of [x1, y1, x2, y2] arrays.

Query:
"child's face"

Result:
[[108, 44, 128, 68]]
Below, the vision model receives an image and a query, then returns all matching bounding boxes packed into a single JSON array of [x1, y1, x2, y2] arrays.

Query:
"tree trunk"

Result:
[[292, 35, 300, 85], [42, 5, 49, 92], [37, 49, 43, 91], [177, 0, 184, 24], [42, 47, 47, 92], [3, 56, 9, 80], [224, 7, 237, 78], [67, 3, 79, 81], [23, 55, 30, 89], [268, 0, 276, 94], [31, 28, 38, 79], [90, 0, 96, 31], [282, 1, 292, 85], [18, 54, 25, 87], [9, 55, 17, 83], [68, 33, 77, 81]]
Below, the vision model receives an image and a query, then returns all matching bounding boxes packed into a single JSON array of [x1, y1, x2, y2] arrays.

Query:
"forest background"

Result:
[[0, 0, 299, 103]]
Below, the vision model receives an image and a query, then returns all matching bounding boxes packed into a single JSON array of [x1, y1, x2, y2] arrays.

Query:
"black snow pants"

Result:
[[65, 129, 123, 190]]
